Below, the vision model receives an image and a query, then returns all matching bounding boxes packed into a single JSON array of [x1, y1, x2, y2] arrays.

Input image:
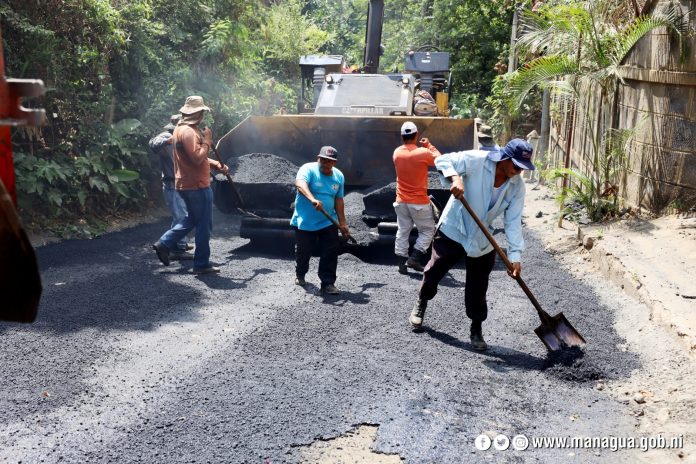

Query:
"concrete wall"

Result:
[[548, 0, 696, 213]]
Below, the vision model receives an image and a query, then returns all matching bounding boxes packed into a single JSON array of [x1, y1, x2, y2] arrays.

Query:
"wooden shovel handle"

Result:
[[207, 144, 261, 218], [208, 145, 243, 205], [297, 190, 357, 244], [456, 195, 552, 321]]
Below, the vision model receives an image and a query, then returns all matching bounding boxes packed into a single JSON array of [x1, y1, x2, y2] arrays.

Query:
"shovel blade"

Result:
[[535, 312, 586, 351]]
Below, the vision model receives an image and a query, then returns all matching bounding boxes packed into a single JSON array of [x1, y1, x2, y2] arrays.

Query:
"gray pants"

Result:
[[394, 201, 436, 256]]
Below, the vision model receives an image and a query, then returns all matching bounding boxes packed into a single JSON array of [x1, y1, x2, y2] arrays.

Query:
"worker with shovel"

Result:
[[408, 139, 535, 351], [291, 146, 350, 295], [153, 96, 229, 274]]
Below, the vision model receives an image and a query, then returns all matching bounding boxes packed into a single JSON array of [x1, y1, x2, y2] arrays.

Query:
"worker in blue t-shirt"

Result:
[[290, 146, 350, 295]]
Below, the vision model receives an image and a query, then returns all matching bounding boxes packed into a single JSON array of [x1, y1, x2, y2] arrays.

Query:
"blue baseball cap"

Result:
[[488, 139, 535, 171]]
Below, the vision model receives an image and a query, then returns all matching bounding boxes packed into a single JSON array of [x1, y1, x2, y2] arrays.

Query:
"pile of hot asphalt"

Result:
[[227, 153, 378, 246]]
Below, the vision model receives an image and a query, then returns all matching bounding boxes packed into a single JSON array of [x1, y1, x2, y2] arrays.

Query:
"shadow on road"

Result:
[[423, 326, 546, 371], [316, 282, 386, 306], [194, 267, 275, 290], [229, 240, 295, 260], [1, 219, 252, 335]]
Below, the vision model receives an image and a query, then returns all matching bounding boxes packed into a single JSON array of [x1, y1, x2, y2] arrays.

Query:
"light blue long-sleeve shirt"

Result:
[[435, 149, 526, 262]]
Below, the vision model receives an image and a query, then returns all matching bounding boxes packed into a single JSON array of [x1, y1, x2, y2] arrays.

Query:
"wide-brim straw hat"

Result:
[[179, 96, 210, 115]]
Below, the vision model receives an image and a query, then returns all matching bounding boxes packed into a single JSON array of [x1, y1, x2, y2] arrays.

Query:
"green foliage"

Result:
[[259, 0, 331, 81], [547, 167, 606, 222], [428, 0, 514, 100], [545, 125, 638, 222], [505, 0, 690, 223], [50, 221, 109, 240], [304, 0, 367, 65], [304, 0, 514, 114], [4, 0, 261, 228], [4, 0, 515, 234]]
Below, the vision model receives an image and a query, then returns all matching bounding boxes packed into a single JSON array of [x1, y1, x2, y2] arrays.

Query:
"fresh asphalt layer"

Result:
[[0, 213, 640, 463]]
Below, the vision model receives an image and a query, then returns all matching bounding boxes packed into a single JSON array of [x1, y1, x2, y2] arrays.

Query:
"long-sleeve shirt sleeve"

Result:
[[173, 125, 214, 190], [435, 149, 526, 262], [435, 150, 469, 185], [177, 126, 209, 165]]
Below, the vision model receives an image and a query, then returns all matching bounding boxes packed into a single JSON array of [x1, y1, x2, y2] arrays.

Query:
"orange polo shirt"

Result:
[[392, 143, 441, 204]]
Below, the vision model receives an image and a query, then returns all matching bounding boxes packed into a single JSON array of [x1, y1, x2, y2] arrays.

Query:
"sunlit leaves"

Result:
[[111, 170, 140, 182], [259, 0, 331, 80]]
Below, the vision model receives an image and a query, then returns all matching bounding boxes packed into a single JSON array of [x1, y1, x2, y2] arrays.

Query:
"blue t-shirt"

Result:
[[290, 162, 345, 231]]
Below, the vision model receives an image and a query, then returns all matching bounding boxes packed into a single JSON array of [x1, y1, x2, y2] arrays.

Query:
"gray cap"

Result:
[[477, 124, 494, 140], [317, 146, 338, 161]]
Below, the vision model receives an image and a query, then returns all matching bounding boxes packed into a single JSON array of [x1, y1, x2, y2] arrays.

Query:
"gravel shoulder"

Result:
[[523, 182, 696, 463]]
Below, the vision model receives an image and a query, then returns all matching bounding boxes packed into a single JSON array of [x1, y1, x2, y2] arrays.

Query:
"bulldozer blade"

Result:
[[216, 115, 474, 188], [534, 312, 586, 351]]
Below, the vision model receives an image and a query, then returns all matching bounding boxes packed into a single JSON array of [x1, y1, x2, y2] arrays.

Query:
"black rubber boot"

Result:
[[406, 249, 425, 272], [152, 241, 170, 266], [398, 257, 408, 274], [409, 298, 427, 329], [470, 320, 488, 351], [320, 283, 340, 295]]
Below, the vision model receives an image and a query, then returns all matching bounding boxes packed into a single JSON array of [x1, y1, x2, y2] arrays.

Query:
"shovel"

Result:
[[457, 195, 586, 351], [208, 144, 260, 219], [297, 189, 357, 244]]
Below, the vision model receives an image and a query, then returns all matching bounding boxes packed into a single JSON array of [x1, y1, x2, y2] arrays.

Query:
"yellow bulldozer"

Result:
[[212, 0, 476, 246]]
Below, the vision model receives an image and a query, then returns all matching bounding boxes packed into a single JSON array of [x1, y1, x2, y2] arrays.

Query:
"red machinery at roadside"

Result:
[[0, 28, 45, 322]]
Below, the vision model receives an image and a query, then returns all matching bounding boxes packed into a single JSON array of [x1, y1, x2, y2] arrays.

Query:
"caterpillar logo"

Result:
[[341, 107, 384, 115]]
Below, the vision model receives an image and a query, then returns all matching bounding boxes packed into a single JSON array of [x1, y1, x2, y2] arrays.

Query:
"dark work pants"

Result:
[[295, 225, 339, 286], [419, 229, 496, 322]]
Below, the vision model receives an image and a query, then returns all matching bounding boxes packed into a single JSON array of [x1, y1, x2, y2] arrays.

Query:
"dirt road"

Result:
[[0, 202, 692, 463]]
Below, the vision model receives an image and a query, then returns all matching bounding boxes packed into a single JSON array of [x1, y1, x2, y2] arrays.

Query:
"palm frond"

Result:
[[549, 4, 594, 36], [507, 55, 580, 111], [517, 4, 591, 56], [547, 79, 578, 100], [609, 6, 688, 65]]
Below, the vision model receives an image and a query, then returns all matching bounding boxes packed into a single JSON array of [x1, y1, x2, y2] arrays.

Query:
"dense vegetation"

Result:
[[508, 0, 690, 221], [2, 0, 515, 235], [9, 0, 673, 233]]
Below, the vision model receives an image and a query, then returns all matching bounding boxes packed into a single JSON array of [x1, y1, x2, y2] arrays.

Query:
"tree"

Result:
[[507, 0, 689, 221]]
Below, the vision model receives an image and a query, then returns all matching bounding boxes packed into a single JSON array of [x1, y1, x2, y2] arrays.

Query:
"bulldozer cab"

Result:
[[314, 73, 415, 116], [216, 45, 471, 193], [298, 55, 344, 114]]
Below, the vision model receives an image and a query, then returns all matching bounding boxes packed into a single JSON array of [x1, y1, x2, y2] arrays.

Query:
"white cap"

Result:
[[401, 121, 418, 136]]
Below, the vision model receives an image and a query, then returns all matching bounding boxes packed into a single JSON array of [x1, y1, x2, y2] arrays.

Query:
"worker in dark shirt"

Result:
[[148, 114, 191, 259]]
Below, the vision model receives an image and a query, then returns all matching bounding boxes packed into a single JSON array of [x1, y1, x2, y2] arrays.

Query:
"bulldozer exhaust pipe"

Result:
[[363, 0, 384, 73]]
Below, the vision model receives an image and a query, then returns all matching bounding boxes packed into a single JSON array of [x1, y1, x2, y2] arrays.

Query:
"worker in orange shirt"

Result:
[[392, 121, 441, 274]]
